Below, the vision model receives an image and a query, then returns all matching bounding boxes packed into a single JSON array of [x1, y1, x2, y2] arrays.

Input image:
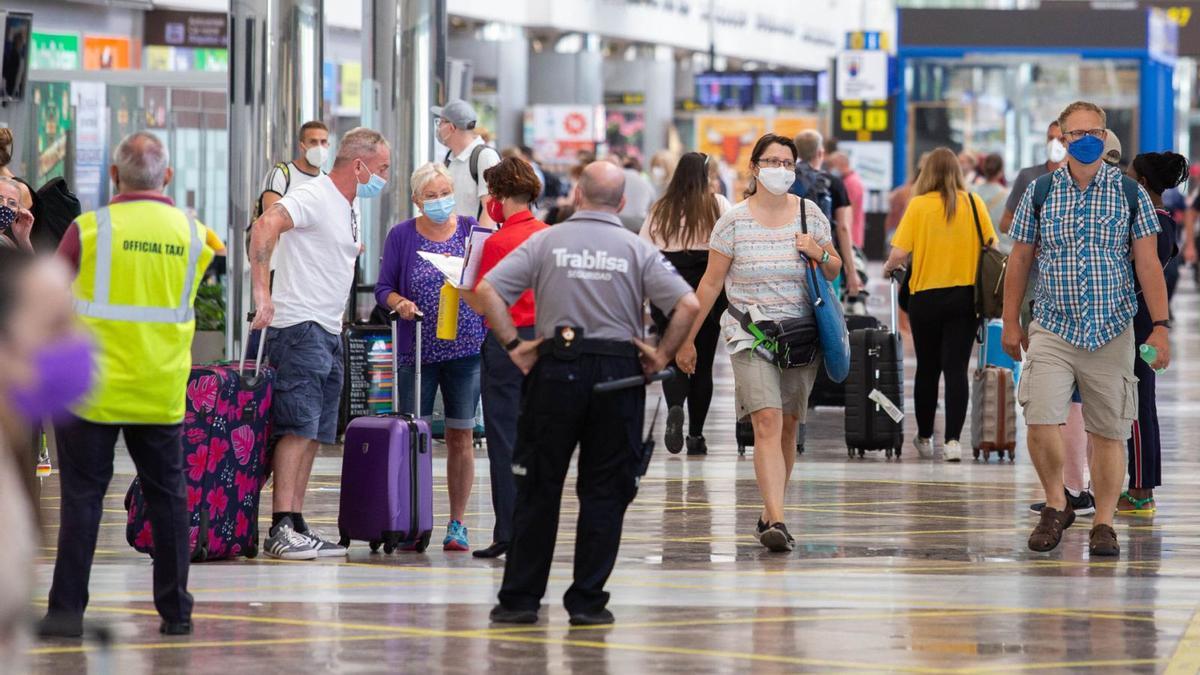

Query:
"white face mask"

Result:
[[757, 166, 795, 195], [1046, 139, 1067, 164], [305, 145, 329, 168]]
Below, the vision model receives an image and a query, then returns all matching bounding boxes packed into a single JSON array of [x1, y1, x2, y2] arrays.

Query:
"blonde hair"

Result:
[[913, 147, 966, 221], [410, 162, 453, 200], [1058, 101, 1107, 132]]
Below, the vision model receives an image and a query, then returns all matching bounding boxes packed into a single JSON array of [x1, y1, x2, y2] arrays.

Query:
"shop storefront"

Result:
[[895, 6, 1178, 183]]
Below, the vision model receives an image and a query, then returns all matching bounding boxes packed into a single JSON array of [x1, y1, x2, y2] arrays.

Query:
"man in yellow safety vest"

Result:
[[40, 131, 214, 638]]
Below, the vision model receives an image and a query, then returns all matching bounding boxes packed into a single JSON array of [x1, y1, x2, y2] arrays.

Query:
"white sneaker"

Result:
[[944, 440, 963, 463], [264, 518, 320, 560], [913, 437, 934, 459], [302, 528, 349, 557]]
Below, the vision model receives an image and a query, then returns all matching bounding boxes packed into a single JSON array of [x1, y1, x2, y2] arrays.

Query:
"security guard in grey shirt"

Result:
[[473, 161, 700, 627]]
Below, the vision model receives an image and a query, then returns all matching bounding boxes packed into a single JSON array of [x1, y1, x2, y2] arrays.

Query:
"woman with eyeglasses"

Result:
[[677, 134, 841, 552], [640, 152, 732, 456], [375, 161, 485, 553]]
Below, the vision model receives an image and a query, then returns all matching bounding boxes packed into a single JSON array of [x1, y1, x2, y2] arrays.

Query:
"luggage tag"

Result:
[[869, 389, 904, 423]]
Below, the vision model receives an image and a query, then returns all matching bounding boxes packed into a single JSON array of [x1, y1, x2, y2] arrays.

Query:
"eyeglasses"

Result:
[[1062, 128, 1106, 142], [756, 158, 796, 170]]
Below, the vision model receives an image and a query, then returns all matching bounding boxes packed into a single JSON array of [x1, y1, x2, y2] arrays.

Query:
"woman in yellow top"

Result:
[[882, 147, 997, 462]]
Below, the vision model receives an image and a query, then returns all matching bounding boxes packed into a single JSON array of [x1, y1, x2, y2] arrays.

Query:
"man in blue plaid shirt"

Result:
[[1003, 101, 1171, 559]]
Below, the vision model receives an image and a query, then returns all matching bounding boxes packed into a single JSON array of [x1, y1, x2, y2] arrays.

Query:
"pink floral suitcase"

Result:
[[125, 358, 274, 562]]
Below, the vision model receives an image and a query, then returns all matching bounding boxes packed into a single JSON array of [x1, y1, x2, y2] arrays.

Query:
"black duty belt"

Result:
[[537, 337, 638, 360]]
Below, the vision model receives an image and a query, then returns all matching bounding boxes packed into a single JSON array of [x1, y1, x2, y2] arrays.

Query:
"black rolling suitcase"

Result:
[[844, 275, 905, 459], [809, 313, 881, 409]]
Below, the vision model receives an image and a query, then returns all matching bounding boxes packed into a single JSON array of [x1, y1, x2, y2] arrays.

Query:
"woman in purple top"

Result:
[[375, 162, 485, 552]]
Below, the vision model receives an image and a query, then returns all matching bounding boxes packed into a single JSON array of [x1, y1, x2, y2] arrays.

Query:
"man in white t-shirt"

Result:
[[251, 121, 330, 271], [433, 99, 501, 227], [249, 127, 390, 560]]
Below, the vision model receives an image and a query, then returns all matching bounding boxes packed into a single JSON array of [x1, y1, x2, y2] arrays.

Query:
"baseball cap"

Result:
[[431, 99, 477, 130], [1102, 129, 1122, 165]]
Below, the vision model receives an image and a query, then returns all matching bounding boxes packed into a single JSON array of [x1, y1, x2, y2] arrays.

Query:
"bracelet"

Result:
[[820, 250, 830, 265]]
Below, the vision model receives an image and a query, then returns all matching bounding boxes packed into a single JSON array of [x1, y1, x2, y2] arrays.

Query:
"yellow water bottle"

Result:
[[437, 281, 460, 340]]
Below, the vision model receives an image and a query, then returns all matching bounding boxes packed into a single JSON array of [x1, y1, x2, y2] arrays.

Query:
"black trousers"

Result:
[[47, 416, 193, 624], [480, 326, 535, 544], [1128, 301, 1162, 489], [907, 285, 977, 441], [652, 250, 727, 438], [498, 353, 645, 615]]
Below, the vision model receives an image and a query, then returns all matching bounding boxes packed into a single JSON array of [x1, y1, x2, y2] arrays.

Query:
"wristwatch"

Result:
[[1153, 320, 1172, 330], [820, 250, 830, 264], [504, 336, 522, 351]]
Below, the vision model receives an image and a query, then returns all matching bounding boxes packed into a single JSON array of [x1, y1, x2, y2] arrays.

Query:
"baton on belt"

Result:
[[592, 367, 675, 393]]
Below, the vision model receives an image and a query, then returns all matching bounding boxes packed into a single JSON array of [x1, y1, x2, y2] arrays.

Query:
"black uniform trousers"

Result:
[[47, 415, 194, 624], [498, 352, 645, 615], [480, 326, 536, 544]]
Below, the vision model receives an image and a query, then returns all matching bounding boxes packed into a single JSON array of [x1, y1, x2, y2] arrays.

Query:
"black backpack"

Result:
[[30, 177, 81, 255], [790, 164, 834, 222]]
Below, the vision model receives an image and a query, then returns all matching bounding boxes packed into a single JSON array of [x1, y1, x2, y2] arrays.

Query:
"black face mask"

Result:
[[0, 205, 15, 237]]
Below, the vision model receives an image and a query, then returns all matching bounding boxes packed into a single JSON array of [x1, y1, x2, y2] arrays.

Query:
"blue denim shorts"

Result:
[[397, 355, 481, 430], [266, 321, 343, 444]]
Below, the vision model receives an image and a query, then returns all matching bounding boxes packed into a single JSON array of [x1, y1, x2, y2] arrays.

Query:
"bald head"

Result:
[[577, 161, 626, 212]]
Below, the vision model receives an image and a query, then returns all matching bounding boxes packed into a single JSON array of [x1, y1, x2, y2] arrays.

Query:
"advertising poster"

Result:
[[605, 110, 645, 162], [524, 105, 606, 163], [143, 86, 169, 129], [83, 35, 132, 70], [339, 62, 361, 114], [108, 85, 139, 143], [772, 116, 818, 144], [32, 82, 71, 185], [835, 50, 888, 102], [71, 81, 106, 212], [144, 45, 173, 71], [195, 48, 227, 71], [30, 32, 80, 70], [840, 141, 894, 192], [696, 116, 766, 199]]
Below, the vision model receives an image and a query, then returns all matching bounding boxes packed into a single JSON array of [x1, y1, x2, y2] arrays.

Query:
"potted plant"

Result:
[[192, 283, 226, 363]]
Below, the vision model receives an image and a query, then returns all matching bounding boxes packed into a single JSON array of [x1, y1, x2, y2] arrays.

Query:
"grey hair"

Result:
[[112, 131, 170, 190], [410, 162, 452, 200], [334, 127, 389, 166], [794, 130, 823, 164]]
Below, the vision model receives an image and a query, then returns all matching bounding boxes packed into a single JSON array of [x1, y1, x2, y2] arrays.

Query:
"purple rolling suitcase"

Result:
[[338, 315, 434, 553], [125, 329, 274, 562]]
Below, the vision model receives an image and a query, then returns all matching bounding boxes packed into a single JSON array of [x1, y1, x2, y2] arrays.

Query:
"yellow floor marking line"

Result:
[[955, 657, 1168, 673], [1163, 607, 1200, 675]]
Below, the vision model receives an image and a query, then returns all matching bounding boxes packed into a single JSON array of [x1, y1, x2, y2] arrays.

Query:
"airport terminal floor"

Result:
[[27, 275, 1200, 674]]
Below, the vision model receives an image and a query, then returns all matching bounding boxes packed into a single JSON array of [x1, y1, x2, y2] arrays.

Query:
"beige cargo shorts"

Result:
[[730, 349, 820, 420], [1016, 321, 1138, 441]]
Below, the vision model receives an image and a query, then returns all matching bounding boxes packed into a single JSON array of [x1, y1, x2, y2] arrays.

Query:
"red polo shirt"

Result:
[[475, 209, 547, 328]]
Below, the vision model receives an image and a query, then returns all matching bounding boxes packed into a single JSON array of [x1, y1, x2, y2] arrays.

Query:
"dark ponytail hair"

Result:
[[743, 133, 798, 199], [1132, 152, 1188, 197]]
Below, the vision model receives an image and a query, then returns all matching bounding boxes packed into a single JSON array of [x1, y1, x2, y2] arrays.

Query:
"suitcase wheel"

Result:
[[797, 443, 805, 456], [894, 447, 901, 458], [369, 540, 382, 553], [338, 536, 350, 549], [973, 448, 981, 460], [415, 531, 431, 553], [1008, 448, 1016, 462], [246, 541, 258, 559], [857, 448, 865, 459], [847, 447, 855, 459], [383, 541, 396, 554], [738, 444, 746, 456], [885, 448, 893, 459]]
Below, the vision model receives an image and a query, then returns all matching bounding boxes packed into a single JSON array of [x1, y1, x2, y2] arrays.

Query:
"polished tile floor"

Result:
[[26, 276, 1200, 674]]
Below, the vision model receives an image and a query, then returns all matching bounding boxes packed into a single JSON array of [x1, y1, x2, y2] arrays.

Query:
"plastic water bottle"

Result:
[[1139, 344, 1167, 375]]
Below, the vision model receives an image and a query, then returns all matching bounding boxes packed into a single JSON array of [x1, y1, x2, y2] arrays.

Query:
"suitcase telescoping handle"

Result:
[[390, 310, 424, 417], [239, 313, 267, 378], [887, 267, 905, 334]]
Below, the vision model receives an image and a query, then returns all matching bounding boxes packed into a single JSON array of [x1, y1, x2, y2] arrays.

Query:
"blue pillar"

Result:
[[1139, 58, 1175, 153]]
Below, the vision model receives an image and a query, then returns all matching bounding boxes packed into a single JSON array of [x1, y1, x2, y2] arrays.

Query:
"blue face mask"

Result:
[[355, 161, 387, 199], [423, 195, 455, 223], [1067, 134, 1105, 165]]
